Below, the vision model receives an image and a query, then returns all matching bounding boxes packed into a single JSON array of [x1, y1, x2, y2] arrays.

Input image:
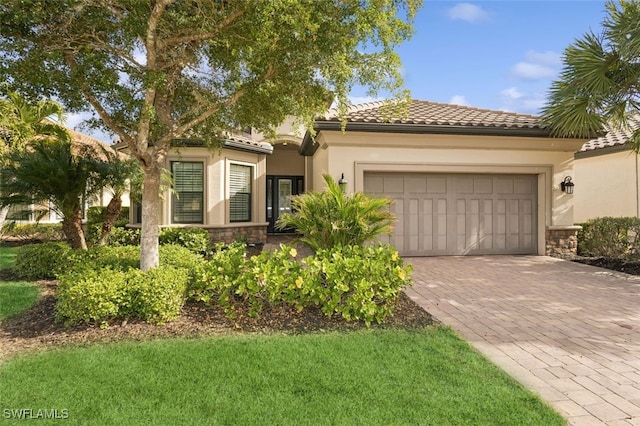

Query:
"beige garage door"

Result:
[[364, 173, 537, 256]]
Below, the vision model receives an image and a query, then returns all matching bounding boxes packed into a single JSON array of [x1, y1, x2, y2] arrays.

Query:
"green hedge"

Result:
[[14, 242, 73, 280], [190, 243, 412, 325], [1, 223, 65, 242], [577, 217, 640, 258], [56, 265, 188, 327]]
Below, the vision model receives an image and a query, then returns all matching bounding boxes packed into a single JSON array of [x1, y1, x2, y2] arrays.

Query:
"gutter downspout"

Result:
[[636, 152, 640, 217]]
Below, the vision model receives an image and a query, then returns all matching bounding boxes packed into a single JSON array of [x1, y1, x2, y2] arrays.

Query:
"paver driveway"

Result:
[[405, 256, 640, 426]]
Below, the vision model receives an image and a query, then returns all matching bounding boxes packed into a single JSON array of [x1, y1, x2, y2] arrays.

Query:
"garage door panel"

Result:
[[365, 172, 537, 256]]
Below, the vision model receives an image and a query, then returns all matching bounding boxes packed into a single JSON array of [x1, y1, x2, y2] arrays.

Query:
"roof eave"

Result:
[[575, 142, 632, 159], [299, 121, 552, 156]]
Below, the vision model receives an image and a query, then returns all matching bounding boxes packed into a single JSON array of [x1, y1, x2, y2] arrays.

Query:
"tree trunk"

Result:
[[0, 206, 9, 237], [62, 208, 87, 250], [140, 163, 162, 271], [97, 194, 123, 246]]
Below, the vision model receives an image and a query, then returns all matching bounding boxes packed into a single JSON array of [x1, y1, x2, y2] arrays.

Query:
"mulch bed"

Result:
[[0, 278, 436, 361], [572, 256, 640, 275]]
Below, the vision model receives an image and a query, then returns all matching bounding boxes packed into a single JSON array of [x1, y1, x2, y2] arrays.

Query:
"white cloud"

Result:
[[348, 96, 383, 106], [447, 3, 489, 23], [511, 62, 557, 80], [511, 50, 562, 80], [524, 50, 561, 67], [498, 87, 546, 114], [449, 95, 469, 106], [500, 87, 524, 101]]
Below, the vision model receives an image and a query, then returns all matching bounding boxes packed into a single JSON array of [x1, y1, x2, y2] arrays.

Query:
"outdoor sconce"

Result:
[[560, 176, 574, 194], [338, 173, 348, 192]]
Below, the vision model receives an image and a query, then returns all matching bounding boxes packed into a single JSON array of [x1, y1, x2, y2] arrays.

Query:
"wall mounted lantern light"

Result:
[[338, 173, 348, 192], [560, 176, 574, 194]]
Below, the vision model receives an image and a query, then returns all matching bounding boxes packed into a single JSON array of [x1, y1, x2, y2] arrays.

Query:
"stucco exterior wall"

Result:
[[267, 145, 305, 176], [574, 150, 639, 222], [308, 131, 583, 255], [162, 147, 267, 228]]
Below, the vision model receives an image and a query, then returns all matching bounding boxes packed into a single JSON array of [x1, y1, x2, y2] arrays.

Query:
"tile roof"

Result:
[[223, 134, 273, 154], [578, 115, 640, 153], [320, 99, 545, 130]]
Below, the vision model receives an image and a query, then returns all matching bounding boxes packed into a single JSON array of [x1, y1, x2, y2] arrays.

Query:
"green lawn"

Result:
[[0, 246, 40, 321], [0, 327, 565, 426], [0, 246, 17, 270]]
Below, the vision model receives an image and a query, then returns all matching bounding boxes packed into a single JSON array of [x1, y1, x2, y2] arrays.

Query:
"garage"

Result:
[[364, 172, 537, 256]]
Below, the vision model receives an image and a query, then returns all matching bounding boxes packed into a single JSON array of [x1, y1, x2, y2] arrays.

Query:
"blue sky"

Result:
[[352, 0, 609, 114], [71, 1, 610, 143]]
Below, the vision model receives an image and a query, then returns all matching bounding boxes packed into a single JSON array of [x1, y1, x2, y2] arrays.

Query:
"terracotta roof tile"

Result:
[[579, 115, 640, 152], [320, 99, 544, 130]]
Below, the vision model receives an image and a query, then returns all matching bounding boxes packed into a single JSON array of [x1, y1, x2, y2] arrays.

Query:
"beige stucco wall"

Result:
[[267, 144, 305, 176], [309, 130, 584, 255], [574, 150, 639, 222], [161, 147, 267, 227]]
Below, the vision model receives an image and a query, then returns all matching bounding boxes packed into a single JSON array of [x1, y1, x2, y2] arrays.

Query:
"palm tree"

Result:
[[540, 0, 640, 145], [0, 137, 109, 249], [0, 89, 68, 227]]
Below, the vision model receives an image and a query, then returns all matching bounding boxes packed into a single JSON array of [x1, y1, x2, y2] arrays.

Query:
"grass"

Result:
[[0, 246, 17, 270], [0, 245, 40, 321], [0, 327, 565, 426]]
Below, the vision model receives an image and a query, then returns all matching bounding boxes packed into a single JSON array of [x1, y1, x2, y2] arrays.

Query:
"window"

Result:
[[229, 163, 252, 222], [171, 161, 204, 223]]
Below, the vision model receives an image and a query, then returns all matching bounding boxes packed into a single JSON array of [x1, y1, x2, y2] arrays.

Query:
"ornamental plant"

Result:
[[276, 174, 395, 252]]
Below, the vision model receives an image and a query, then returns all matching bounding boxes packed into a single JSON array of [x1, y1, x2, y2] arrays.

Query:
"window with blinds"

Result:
[[229, 163, 252, 222], [171, 161, 204, 223]]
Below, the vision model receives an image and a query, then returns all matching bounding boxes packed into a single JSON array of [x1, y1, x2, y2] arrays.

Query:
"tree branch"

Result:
[[62, 50, 132, 148], [165, 9, 244, 47]]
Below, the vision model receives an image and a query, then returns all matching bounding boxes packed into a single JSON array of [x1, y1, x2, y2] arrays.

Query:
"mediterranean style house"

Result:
[[143, 99, 587, 257]]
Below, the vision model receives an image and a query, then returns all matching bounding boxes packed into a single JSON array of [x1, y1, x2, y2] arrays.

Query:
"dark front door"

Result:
[[267, 176, 304, 233]]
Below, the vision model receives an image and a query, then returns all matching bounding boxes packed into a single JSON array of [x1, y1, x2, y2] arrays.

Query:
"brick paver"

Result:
[[405, 256, 640, 425]]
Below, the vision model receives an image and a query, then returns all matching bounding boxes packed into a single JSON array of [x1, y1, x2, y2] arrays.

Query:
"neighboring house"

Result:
[[151, 99, 586, 257], [574, 115, 640, 223]]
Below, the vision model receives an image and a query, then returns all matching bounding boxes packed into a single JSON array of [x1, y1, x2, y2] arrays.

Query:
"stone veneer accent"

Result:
[[545, 226, 581, 258], [205, 224, 267, 245]]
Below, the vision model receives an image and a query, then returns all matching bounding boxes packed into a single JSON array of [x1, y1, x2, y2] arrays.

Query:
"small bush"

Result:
[[56, 265, 189, 327], [577, 217, 640, 258], [106, 227, 141, 246], [189, 241, 247, 304], [128, 266, 189, 324], [305, 245, 412, 325], [56, 267, 127, 327], [1, 223, 65, 242], [14, 242, 72, 279], [159, 227, 212, 256]]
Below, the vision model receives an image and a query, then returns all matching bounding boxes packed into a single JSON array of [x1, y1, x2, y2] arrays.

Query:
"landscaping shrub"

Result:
[[192, 242, 411, 325], [305, 244, 412, 325], [276, 174, 394, 252], [1, 222, 65, 242], [189, 241, 247, 305], [56, 267, 127, 327], [159, 227, 212, 256], [577, 217, 640, 258], [14, 242, 72, 279], [105, 227, 140, 246], [125, 266, 189, 324], [56, 264, 189, 327]]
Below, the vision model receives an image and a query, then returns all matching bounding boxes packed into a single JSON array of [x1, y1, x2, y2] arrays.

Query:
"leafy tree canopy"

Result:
[[541, 0, 640, 147], [0, 0, 421, 269]]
